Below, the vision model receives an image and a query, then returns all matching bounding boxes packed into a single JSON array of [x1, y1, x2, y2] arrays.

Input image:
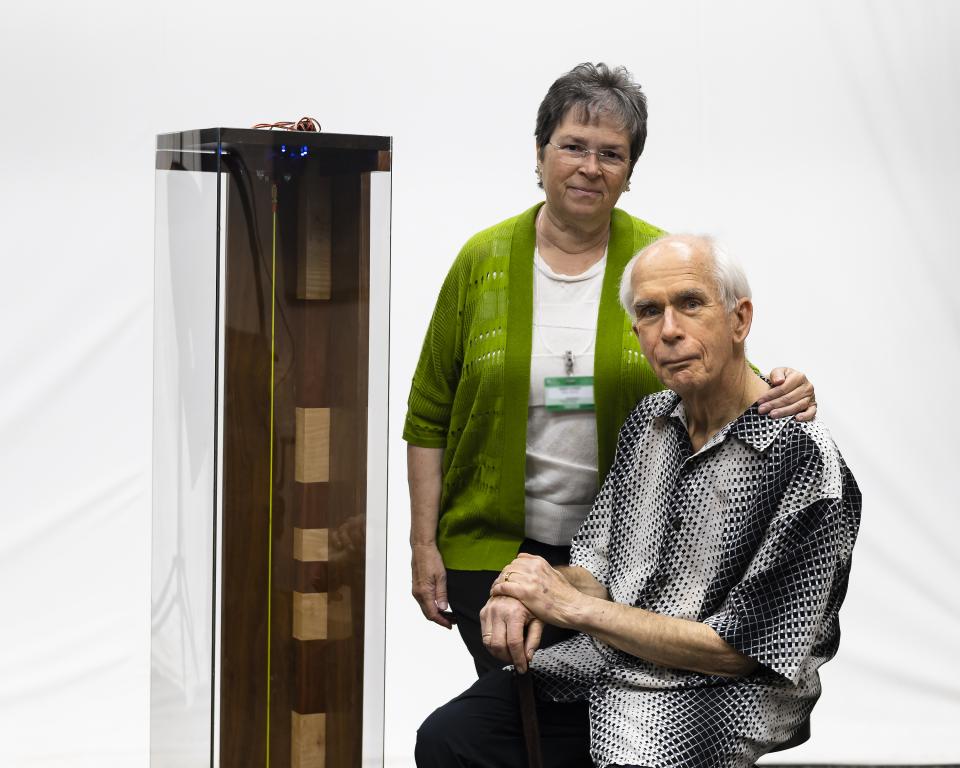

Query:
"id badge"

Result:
[[544, 376, 595, 411]]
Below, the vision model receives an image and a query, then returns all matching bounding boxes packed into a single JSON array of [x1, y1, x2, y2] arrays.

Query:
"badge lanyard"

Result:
[[534, 259, 597, 413]]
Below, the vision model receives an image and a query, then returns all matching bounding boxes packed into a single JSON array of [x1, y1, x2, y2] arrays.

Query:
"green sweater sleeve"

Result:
[[402, 252, 467, 448]]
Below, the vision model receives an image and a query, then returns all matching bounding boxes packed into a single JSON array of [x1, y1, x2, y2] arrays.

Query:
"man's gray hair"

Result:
[[619, 235, 752, 319], [535, 62, 648, 186]]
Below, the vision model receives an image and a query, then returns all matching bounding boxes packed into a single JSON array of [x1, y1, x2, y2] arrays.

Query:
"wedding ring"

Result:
[[504, 571, 515, 583]]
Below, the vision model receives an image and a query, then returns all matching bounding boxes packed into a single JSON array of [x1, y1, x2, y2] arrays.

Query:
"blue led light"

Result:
[[281, 144, 286, 153], [300, 145, 309, 157]]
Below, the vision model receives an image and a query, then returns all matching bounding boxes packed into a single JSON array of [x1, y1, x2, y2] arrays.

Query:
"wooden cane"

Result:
[[515, 669, 543, 768]]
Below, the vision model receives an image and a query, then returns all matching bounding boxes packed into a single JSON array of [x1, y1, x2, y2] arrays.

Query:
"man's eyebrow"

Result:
[[633, 298, 660, 312], [673, 288, 710, 302]]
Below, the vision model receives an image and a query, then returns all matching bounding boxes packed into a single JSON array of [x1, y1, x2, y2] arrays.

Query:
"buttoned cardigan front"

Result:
[[403, 203, 665, 571]]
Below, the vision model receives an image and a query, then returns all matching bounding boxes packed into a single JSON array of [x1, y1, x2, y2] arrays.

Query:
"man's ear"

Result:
[[730, 297, 753, 344]]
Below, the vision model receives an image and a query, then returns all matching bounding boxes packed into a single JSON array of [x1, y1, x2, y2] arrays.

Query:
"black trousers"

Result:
[[446, 538, 576, 676], [415, 668, 591, 767], [415, 669, 647, 768]]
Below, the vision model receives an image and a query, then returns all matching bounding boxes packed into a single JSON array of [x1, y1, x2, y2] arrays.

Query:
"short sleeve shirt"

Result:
[[530, 390, 861, 768]]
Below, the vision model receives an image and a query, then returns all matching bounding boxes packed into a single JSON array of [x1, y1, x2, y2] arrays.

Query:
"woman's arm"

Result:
[[407, 444, 453, 629], [757, 367, 817, 421]]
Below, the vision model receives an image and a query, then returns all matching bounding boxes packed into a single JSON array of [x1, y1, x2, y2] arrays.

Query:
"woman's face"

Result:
[[537, 109, 632, 229]]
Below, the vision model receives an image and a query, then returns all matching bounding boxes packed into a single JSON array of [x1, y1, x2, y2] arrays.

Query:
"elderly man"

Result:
[[415, 235, 861, 768]]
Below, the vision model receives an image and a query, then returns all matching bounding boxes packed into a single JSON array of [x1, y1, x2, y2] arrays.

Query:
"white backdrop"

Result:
[[1, 1, 958, 765]]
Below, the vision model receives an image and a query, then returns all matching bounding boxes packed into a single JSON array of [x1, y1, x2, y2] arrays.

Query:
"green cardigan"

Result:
[[403, 203, 665, 570]]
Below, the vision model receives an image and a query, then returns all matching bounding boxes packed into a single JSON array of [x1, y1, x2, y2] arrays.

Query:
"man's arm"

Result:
[[554, 564, 609, 600], [491, 554, 756, 677], [408, 444, 453, 629], [478, 566, 599, 673], [567, 595, 757, 677]]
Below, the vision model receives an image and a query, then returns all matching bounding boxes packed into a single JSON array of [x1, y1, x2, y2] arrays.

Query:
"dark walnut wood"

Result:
[[219, 141, 377, 767], [219, 164, 275, 767]]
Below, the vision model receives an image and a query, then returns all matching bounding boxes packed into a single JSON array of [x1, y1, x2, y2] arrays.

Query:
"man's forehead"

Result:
[[633, 240, 714, 292], [641, 237, 707, 264]]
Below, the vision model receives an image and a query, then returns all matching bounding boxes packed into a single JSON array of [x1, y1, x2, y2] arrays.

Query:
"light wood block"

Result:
[[294, 527, 329, 562], [291, 711, 326, 768], [293, 592, 328, 641], [297, 175, 331, 300], [296, 407, 330, 483]]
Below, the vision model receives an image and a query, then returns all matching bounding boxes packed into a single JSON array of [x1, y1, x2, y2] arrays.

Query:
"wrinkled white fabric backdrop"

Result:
[[0, 1, 957, 765]]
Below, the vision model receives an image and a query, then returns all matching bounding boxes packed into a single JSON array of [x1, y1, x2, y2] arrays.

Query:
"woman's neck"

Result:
[[536, 204, 609, 276]]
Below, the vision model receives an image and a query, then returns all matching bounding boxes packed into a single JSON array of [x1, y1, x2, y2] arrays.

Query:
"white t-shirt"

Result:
[[525, 248, 606, 546]]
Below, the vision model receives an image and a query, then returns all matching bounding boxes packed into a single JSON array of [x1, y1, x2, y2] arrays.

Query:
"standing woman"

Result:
[[403, 63, 815, 676]]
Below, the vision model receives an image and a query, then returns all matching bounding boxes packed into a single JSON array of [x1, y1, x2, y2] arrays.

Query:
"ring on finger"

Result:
[[504, 571, 515, 583]]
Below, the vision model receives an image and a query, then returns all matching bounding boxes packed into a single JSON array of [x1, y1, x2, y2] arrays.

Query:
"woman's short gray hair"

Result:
[[535, 62, 648, 186], [619, 236, 752, 319]]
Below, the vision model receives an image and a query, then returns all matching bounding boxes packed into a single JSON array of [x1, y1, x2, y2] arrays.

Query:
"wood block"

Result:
[[296, 408, 330, 483], [294, 528, 329, 562], [291, 711, 326, 768], [297, 175, 332, 300], [293, 592, 328, 641]]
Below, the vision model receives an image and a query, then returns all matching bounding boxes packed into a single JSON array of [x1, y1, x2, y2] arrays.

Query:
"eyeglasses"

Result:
[[546, 142, 628, 169]]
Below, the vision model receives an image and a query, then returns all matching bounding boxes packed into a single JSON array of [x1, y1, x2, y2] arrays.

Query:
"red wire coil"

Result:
[[252, 117, 321, 132]]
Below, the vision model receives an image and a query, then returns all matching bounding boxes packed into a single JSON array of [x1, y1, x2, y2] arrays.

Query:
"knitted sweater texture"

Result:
[[403, 203, 665, 570]]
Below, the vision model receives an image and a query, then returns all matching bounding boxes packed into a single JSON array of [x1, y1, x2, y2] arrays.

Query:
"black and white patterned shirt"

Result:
[[530, 390, 861, 768]]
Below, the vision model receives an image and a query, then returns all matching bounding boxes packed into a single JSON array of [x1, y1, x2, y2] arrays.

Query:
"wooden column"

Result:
[[219, 143, 379, 768]]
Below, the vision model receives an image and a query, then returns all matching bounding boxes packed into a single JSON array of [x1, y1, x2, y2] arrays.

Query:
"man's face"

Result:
[[629, 241, 749, 396]]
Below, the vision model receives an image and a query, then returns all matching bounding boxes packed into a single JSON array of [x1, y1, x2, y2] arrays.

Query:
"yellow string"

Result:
[[265, 183, 278, 768]]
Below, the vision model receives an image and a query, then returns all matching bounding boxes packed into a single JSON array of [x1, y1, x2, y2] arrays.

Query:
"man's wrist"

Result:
[[556, 591, 598, 632]]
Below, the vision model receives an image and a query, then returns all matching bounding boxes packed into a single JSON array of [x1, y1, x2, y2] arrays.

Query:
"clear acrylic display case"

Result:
[[152, 128, 391, 767]]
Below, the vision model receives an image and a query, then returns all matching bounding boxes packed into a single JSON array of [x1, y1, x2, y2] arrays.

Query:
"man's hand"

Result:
[[479, 594, 543, 673], [489, 554, 586, 629], [411, 543, 454, 629], [758, 367, 817, 421]]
